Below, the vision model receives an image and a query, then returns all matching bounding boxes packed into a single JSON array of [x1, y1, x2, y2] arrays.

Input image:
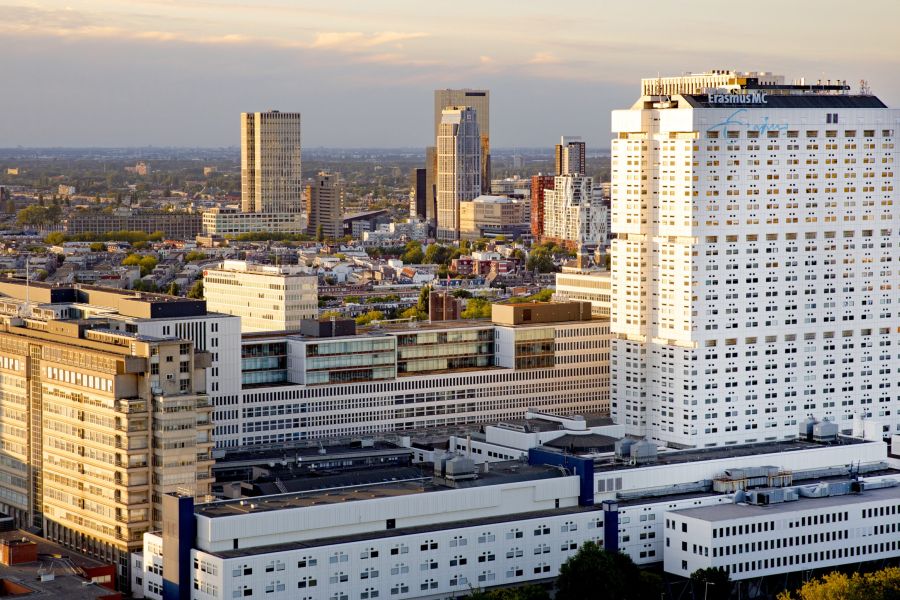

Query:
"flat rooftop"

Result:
[[589, 437, 874, 473], [673, 480, 900, 522], [196, 460, 563, 519], [210, 502, 604, 560], [0, 531, 115, 599]]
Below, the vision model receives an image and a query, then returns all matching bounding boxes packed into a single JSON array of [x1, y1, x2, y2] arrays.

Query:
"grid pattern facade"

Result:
[[610, 91, 900, 447], [241, 111, 302, 214]]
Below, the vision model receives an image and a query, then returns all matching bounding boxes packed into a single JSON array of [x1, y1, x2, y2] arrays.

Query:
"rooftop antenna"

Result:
[[859, 79, 871, 96]]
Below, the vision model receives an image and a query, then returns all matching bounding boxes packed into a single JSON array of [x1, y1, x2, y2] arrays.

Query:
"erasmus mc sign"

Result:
[[708, 93, 768, 105]]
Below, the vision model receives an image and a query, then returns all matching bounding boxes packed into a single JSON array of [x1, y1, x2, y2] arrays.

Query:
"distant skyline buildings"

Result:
[[240, 111, 303, 213], [555, 135, 586, 175], [436, 106, 481, 240], [434, 89, 491, 193]]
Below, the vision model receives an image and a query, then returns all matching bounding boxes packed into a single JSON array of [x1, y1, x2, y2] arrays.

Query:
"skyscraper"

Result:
[[240, 111, 302, 213], [434, 89, 490, 193], [610, 71, 898, 448], [530, 174, 555, 240], [410, 167, 427, 220], [306, 171, 344, 240], [436, 106, 481, 240], [555, 136, 586, 175]]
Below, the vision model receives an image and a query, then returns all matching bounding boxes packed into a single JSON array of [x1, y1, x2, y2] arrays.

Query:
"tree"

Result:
[[526, 250, 556, 273], [424, 243, 452, 265], [184, 250, 207, 262], [555, 541, 655, 600], [166, 282, 180, 296], [399, 306, 426, 321], [122, 254, 158, 277], [89, 242, 106, 252], [355, 310, 384, 326], [690, 567, 731, 600], [3, 199, 14, 214], [401, 240, 424, 264], [777, 567, 900, 600], [417, 285, 431, 313], [320, 310, 342, 319], [452, 289, 472, 299], [316, 224, 324, 242], [187, 280, 204, 299], [466, 585, 550, 600], [45, 231, 66, 245], [461, 298, 492, 319]]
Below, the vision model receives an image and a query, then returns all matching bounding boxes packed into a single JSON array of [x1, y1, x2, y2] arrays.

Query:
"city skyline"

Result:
[[1, 0, 898, 148]]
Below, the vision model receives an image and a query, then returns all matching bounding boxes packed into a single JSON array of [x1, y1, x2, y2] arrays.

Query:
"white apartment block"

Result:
[[203, 260, 318, 333], [201, 207, 305, 237], [134, 435, 893, 599], [232, 317, 610, 447], [241, 111, 303, 214], [437, 106, 481, 240], [665, 479, 900, 581], [640, 70, 786, 97], [610, 74, 899, 448], [542, 174, 607, 250]]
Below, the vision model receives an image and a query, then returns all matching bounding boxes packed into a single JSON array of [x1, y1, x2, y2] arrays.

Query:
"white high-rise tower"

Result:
[[610, 71, 899, 448], [436, 106, 481, 240], [241, 111, 302, 213]]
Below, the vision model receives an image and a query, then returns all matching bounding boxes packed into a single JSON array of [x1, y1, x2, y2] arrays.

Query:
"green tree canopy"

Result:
[[555, 541, 657, 600], [424, 243, 453, 265], [355, 310, 384, 326], [122, 254, 158, 277], [186, 280, 204, 299], [401, 240, 424, 264], [466, 584, 550, 600], [690, 567, 731, 600], [777, 567, 900, 600], [461, 298, 492, 319]]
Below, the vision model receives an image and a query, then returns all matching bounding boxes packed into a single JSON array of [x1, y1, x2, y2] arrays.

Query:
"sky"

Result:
[[1, 0, 898, 149]]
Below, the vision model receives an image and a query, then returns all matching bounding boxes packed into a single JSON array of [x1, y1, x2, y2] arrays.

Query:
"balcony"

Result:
[[115, 399, 147, 414]]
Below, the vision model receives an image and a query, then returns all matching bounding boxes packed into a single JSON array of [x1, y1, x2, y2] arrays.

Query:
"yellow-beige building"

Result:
[[0, 282, 213, 588]]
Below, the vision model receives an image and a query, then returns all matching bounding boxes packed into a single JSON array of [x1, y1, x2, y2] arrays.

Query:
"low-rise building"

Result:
[[200, 207, 305, 237], [203, 260, 318, 332], [459, 195, 528, 241]]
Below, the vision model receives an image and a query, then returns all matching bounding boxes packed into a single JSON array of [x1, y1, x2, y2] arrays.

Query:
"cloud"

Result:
[[528, 52, 561, 65], [310, 31, 428, 50]]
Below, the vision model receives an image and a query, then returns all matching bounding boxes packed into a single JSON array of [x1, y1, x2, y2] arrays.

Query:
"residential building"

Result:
[[459, 195, 528, 241], [435, 89, 490, 193], [203, 260, 318, 333], [531, 174, 555, 240], [240, 111, 302, 214], [66, 210, 203, 239], [555, 136, 586, 175], [542, 175, 606, 250], [437, 107, 481, 240], [610, 72, 898, 447], [305, 171, 343, 239], [200, 207, 304, 237], [0, 282, 213, 589]]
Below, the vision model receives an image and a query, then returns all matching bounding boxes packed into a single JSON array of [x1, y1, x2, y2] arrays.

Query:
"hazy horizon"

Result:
[[2, 1, 898, 148]]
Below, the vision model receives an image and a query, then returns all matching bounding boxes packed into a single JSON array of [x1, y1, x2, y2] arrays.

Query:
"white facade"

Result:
[[437, 107, 481, 240], [241, 111, 303, 213], [542, 175, 607, 249], [133, 437, 894, 599], [201, 207, 305, 236], [204, 260, 318, 333], [639, 70, 786, 97], [610, 82, 900, 447], [235, 319, 610, 446], [664, 479, 900, 581], [554, 270, 611, 318]]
